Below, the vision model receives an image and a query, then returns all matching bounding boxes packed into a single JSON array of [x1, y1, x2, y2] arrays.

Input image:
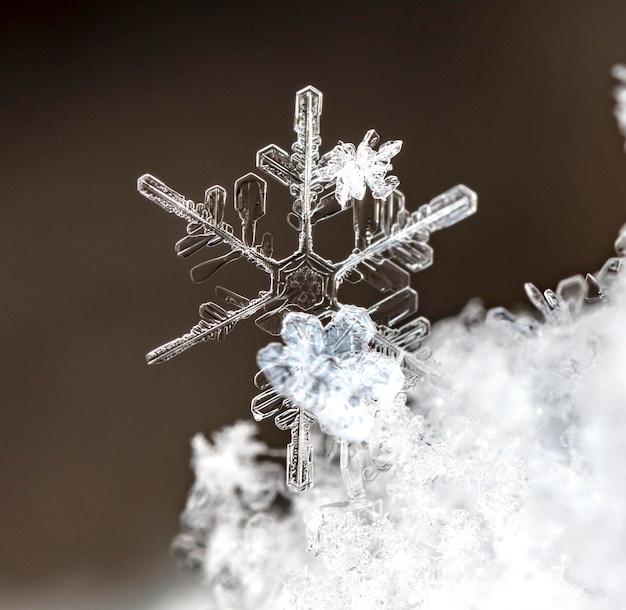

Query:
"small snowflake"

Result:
[[257, 306, 405, 441], [315, 128, 402, 206]]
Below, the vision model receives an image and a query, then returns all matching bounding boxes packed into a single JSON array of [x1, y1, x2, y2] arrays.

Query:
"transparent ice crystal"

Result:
[[257, 306, 405, 443], [314, 129, 402, 206], [139, 85, 476, 492], [512, 237, 623, 327]]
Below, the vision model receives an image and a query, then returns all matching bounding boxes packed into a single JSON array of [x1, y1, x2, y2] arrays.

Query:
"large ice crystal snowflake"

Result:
[[138, 86, 476, 491]]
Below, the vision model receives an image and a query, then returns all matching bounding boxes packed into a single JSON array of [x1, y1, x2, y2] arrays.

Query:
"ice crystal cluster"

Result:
[[174, 224, 626, 610]]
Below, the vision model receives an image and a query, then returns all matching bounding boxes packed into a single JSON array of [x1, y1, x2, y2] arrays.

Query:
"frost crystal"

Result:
[[139, 86, 476, 491], [314, 129, 402, 206]]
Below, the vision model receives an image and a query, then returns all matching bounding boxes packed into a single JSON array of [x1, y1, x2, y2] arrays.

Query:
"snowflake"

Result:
[[138, 85, 477, 491], [314, 129, 402, 207], [257, 306, 405, 442]]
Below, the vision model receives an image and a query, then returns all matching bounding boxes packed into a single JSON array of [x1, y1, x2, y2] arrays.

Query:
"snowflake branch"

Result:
[[334, 185, 476, 283], [146, 292, 280, 365], [290, 86, 323, 253], [138, 174, 278, 273]]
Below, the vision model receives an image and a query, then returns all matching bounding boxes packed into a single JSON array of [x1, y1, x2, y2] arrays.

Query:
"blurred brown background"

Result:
[[1, 0, 625, 593]]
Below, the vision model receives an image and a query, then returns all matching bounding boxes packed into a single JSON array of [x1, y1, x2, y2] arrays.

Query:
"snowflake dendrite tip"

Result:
[[138, 85, 477, 492]]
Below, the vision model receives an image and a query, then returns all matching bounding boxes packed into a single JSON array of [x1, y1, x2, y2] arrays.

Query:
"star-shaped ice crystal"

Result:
[[314, 129, 402, 207], [257, 306, 405, 441]]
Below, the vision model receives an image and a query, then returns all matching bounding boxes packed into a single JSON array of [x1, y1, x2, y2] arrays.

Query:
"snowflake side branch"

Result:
[[138, 174, 278, 273], [256, 144, 301, 188], [334, 184, 476, 282]]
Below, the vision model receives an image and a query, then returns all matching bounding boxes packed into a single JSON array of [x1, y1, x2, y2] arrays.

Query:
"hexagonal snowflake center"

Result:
[[284, 266, 326, 310]]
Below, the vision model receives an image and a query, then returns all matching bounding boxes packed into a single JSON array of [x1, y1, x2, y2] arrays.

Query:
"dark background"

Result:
[[1, 0, 625, 591]]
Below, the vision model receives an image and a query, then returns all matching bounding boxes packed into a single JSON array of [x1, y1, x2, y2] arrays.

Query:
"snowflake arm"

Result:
[[138, 174, 278, 272], [334, 184, 477, 284], [146, 292, 280, 365]]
